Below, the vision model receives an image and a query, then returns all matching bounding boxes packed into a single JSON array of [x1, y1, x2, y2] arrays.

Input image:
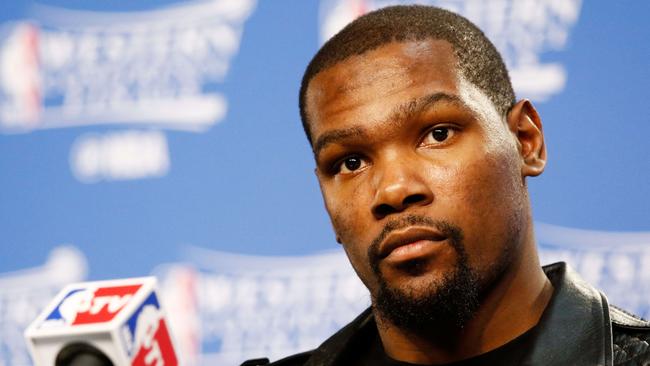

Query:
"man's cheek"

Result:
[[321, 187, 344, 233], [325, 186, 365, 237], [329, 205, 363, 245]]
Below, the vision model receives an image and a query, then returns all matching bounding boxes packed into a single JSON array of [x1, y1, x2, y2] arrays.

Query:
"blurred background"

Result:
[[0, 0, 649, 365]]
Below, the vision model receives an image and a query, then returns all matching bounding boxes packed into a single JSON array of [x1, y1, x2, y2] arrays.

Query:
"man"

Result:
[[243, 5, 650, 366]]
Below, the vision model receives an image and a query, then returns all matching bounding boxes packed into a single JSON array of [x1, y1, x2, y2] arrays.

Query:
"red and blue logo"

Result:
[[45, 284, 142, 326]]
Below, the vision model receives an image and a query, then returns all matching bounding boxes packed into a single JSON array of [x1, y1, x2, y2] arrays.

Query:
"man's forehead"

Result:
[[308, 39, 459, 96], [305, 39, 462, 133]]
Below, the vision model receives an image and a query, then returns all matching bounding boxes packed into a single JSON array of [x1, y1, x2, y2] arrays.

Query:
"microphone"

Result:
[[24, 277, 179, 366]]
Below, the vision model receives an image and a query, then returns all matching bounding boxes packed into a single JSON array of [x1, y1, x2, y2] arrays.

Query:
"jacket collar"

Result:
[[305, 262, 614, 366], [524, 262, 613, 366]]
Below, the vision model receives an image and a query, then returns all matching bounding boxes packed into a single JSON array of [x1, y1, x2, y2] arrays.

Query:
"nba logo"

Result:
[[0, 22, 42, 128], [44, 284, 142, 327]]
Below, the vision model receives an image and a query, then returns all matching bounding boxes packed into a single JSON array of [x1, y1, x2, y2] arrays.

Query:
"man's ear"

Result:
[[507, 100, 547, 177]]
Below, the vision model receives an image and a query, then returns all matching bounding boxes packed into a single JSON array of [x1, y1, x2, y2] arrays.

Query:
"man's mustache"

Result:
[[368, 214, 464, 271]]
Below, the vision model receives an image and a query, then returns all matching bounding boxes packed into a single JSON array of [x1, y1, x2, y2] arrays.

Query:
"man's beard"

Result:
[[368, 215, 481, 335]]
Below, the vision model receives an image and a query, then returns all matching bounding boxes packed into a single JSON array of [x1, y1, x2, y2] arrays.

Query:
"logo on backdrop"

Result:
[[536, 222, 650, 317], [0, 0, 256, 182], [319, 0, 582, 101], [154, 249, 370, 366]]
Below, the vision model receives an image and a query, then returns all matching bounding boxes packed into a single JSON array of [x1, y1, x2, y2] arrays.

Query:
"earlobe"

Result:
[[507, 100, 547, 177]]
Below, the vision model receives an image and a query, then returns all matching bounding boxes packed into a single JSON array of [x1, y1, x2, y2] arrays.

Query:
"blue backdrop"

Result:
[[0, 1, 649, 365]]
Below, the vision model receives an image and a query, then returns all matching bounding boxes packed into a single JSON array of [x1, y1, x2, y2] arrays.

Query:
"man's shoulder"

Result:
[[610, 305, 650, 365], [239, 351, 313, 366]]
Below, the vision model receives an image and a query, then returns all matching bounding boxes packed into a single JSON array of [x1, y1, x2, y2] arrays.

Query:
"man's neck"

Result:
[[375, 244, 553, 365]]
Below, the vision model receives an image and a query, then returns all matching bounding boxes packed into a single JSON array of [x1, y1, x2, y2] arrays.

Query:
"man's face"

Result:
[[305, 40, 530, 325]]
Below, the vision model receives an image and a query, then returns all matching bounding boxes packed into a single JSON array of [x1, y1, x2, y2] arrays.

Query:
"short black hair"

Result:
[[299, 5, 516, 144]]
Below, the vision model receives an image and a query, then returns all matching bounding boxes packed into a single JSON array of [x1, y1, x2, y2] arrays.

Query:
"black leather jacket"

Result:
[[243, 262, 650, 366]]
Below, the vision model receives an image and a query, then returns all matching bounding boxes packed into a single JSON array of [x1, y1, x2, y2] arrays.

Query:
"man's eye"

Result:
[[337, 156, 366, 174], [422, 126, 455, 146]]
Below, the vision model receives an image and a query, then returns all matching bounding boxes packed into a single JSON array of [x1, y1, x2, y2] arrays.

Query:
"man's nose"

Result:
[[370, 156, 434, 220]]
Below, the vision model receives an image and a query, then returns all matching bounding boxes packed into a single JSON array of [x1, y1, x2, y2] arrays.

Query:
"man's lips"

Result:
[[378, 226, 448, 261]]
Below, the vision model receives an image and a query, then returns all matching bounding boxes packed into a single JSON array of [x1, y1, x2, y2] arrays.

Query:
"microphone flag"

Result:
[[24, 277, 179, 366]]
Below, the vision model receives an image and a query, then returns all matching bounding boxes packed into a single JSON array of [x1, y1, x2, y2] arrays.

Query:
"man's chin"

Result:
[[372, 262, 480, 334], [378, 257, 455, 289], [379, 269, 447, 297]]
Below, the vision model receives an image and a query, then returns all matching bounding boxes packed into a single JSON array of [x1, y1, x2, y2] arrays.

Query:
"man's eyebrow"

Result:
[[312, 93, 466, 158], [391, 92, 467, 122], [313, 126, 367, 158]]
